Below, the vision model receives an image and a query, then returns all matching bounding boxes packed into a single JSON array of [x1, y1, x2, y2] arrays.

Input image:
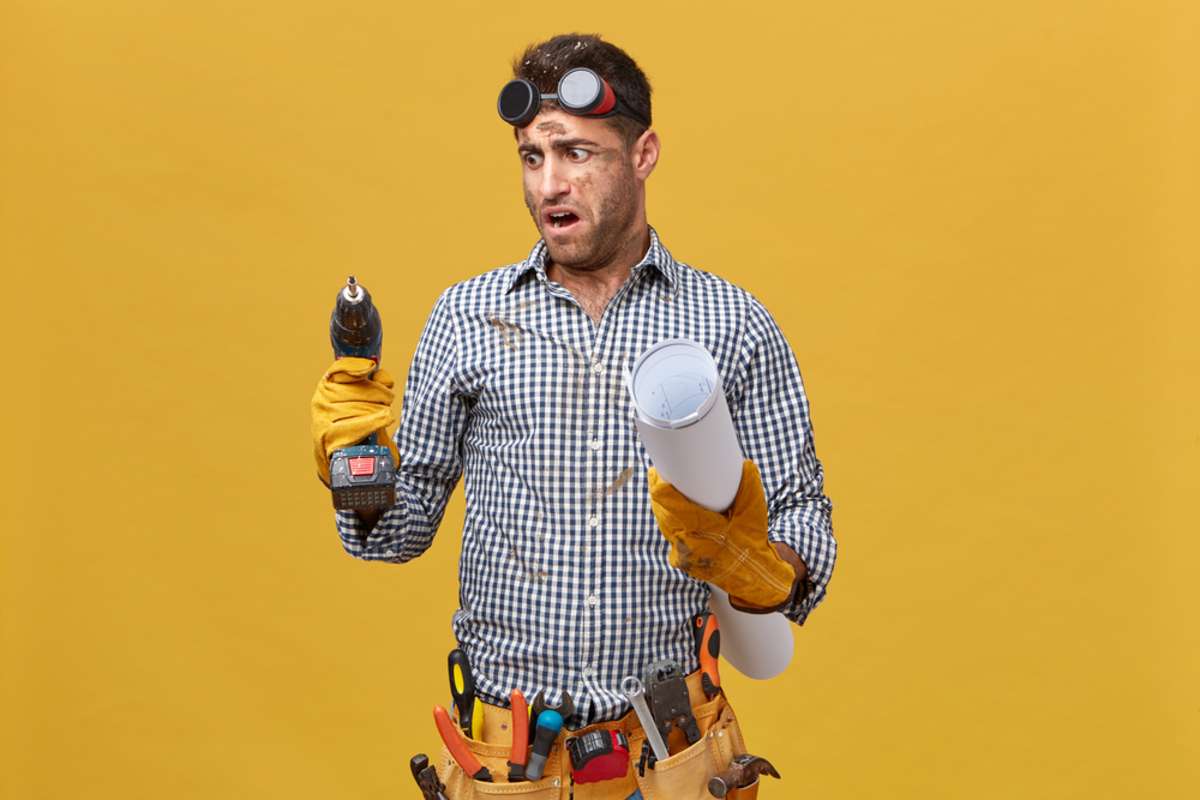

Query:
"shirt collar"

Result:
[[504, 226, 679, 295]]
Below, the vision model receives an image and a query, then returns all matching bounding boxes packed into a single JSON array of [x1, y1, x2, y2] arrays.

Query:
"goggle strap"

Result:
[[591, 82, 617, 116]]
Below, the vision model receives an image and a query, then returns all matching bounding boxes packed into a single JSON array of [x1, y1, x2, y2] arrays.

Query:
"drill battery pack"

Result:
[[329, 443, 396, 512]]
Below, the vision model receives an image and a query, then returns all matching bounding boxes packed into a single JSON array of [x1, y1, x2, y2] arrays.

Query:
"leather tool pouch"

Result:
[[436, 692, 760, 799], [631, 696, 758, 800]]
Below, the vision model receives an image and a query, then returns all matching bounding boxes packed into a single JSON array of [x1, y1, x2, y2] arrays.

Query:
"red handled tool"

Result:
[[692, 611, 722, 700], [433, 705, 493, 782], [508, 689, 530, 781]]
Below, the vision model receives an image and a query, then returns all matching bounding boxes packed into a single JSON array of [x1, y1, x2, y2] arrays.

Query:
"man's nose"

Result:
[[538, 157, 571, 201]]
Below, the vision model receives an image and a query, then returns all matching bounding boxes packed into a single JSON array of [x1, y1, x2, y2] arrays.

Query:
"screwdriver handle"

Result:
[[448, 649, 481, 739]]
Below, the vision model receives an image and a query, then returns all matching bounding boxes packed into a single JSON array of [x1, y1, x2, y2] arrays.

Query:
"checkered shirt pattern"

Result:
[[334, 228, 836, 725]]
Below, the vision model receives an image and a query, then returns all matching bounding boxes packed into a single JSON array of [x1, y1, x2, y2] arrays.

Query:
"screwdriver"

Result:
[[448, 649, 483, 739]]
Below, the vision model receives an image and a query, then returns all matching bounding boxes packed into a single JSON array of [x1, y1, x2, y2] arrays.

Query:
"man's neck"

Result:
[[547, 224, 652, 324]]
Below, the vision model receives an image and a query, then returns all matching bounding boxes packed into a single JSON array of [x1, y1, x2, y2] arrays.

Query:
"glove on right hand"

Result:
[[310, 356, 399, 487], [648, 460, 797, 610]]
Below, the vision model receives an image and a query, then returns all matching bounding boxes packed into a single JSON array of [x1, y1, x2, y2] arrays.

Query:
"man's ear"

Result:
[[631, 129, 660, 179]]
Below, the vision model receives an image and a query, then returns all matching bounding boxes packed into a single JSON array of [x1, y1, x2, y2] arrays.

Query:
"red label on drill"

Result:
[[348, 456, 377, 476]]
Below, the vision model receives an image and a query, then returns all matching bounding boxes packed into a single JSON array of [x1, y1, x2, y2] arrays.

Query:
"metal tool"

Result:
[[707, 754, 781, 797], [409, 754, 448, 800], [448, 649, 482, 739], [642, 660, 701, 745], [691, 611, 722, 700], [528, 690, 575, 743], [507, 689, 530, 781], [620, 676, 669, 761], [433, 705, 493, 782], [327, 275, 396, 513]]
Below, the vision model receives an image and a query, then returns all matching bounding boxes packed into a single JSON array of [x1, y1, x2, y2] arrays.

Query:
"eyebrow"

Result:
[[517, 137, 605, 156], [549, 137, 603, 151]]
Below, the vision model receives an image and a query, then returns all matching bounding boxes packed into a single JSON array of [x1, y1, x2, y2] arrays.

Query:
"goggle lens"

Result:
[[498, 79, 540, 127], [558, 68, 603, 112]]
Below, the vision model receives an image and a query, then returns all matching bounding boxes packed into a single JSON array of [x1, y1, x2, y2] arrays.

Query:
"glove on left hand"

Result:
[[648, 460, 796, 610], [310, 356, 399, 487]]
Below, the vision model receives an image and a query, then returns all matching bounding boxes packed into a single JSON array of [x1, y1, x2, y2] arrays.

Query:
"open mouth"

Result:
[[545, 209, 581, 230]]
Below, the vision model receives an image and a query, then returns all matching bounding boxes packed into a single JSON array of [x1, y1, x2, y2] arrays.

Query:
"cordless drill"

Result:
[[327, 276, 397, 513]]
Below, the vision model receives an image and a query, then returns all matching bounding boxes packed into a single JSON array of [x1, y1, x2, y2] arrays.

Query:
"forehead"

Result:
[[515, 109, 624, 149]]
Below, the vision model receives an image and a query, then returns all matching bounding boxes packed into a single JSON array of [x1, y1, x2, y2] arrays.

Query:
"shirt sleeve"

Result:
[[730, 296, 837, 625], [334, 288, 467, 562]]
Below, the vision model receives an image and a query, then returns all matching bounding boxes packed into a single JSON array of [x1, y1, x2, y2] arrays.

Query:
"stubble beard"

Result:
[[526, 168, 640, 272]]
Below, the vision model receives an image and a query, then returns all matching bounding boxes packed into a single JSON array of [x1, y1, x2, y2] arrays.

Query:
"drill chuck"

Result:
[[330, 275, 383, 360]]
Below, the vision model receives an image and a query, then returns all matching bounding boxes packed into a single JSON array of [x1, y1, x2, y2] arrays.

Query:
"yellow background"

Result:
[[3, 1, 1197, 797]]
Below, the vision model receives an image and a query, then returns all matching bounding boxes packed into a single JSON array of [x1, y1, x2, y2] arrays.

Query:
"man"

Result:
[[312, 34, 835, 799]]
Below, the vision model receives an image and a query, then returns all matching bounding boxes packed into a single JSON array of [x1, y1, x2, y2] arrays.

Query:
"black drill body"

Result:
[[327, 276, 396, 513]]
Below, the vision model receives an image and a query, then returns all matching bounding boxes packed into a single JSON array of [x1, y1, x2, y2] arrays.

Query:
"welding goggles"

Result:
[[497, 67, 650, 128]]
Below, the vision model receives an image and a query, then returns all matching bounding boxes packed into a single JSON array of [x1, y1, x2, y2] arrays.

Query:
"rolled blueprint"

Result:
[[628, 339, 794, 679]]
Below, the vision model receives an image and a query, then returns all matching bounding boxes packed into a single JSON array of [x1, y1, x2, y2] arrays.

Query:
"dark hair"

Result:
[[512, 33, 652, 145]]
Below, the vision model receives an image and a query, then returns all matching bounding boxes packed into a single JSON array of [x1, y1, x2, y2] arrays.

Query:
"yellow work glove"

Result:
[[310, 356, 399, 487], [648, 460, 797, 610]]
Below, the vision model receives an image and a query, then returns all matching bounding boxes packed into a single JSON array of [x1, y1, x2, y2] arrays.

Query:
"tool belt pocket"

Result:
[[438, 743, 562, 799], [633, 698, 751, 800]]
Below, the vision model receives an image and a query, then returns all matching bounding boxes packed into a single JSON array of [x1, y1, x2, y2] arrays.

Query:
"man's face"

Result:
[[517, 109, 640, 270]]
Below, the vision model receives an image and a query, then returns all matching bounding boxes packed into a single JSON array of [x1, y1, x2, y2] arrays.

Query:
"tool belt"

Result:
[[435, 670, 760, 800]]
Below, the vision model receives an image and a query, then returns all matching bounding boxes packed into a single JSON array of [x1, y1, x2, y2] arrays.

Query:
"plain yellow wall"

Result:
[[3, 1, 1197, 797]]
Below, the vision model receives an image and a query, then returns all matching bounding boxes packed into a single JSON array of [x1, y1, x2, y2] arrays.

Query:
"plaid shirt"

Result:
[[335, 228, 835, 725]]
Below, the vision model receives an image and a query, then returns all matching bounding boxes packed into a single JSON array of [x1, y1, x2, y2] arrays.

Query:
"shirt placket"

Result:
[[576, 271, 649, 720]]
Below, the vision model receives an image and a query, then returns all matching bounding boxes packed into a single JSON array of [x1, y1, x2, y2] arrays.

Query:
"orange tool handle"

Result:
[[694, 612, 722, 697], [509, 690, 529, 766], [434, 705, 492, 782]]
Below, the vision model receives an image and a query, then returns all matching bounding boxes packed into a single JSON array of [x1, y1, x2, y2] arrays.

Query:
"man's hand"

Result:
[[310, 356, 400, 487], [648, 460, 800, 610]]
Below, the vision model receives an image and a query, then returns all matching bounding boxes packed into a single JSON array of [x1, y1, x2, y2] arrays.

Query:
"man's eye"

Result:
[[523, 152, 543, 167], [566, 148, 591, 162]]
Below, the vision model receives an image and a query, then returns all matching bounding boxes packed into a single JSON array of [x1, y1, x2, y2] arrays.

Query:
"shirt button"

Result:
[[582, 665, 597, 678], [589, 439, 602, 451], [588, 515, 600, 528], [592, 361, 605, 375], [585, 593, 599, 608]]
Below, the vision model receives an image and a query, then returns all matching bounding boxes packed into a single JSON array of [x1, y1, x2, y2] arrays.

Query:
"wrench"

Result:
[[621, 676, 670, 761]]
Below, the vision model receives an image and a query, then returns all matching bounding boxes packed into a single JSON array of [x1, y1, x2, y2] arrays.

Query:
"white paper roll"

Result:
[[628, 339, 743, 511], [628, 339, 794, 679]]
